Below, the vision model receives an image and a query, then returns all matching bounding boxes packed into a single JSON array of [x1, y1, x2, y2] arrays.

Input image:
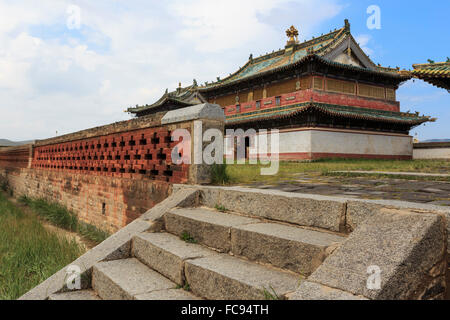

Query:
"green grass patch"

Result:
[[214, 204, 229, 213], [77, 222, 110, 244], [211, 163, 230, 185], [0, 192, 84, 300], [0, 180, 8, 192], [180, 231, 197, 244], [222, 159, 450, 185], [175, 283, 191, 292], [18, 196, 77, 231], [18, 195, 110, 244], [262, 285, 280, 300]]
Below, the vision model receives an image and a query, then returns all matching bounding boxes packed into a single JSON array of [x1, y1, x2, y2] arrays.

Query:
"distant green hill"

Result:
[[0, 139, 34, 147]]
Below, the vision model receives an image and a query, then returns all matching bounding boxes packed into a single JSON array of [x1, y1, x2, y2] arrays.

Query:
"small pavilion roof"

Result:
[[127, 84, 205, 114]]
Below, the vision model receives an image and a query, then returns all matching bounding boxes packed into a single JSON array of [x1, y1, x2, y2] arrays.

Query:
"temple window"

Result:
[[358, 83, 386, 99], [326, 78, 356, 95], [386, 88, 396, 101], [276, 96, 281, 106], [313, 77, 323, 90]]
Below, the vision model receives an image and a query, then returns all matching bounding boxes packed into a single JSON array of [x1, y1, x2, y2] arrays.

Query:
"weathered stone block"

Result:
[[287, 281, 368, 300], [132, 232, 215, 285], [164, 207, 257, 252], [92, 258, 175, 300], [134, 289, 201, 300], [231, 222, 345, 275], [161, 103, 225, 124], [185, 254, 299, 300], [48, 290, 101, 301], [309, 209, 448, 300], [198, 186, 346, 232], [346, 201, 383, 231]]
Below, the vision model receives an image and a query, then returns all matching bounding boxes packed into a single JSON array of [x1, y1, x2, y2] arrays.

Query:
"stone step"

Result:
[[164, 207, 257, 252], [135, 289, 201, 300], [48, 289, 101, 300], [195, 186, 347, 232], [164, 207, 345, 275], [232, 222, 345, 275], [92, 258, 180, 300], [185, 254, 300, 300], [132, 232, 216, 285], [132, 231, 301, 300]]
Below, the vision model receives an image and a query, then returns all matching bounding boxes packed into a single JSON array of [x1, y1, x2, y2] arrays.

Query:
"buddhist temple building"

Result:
[[128, 20, 436, 160]]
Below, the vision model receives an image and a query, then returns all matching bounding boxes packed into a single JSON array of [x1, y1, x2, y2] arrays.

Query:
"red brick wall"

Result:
[[32, 126, 188, 184], [0, 145, 31, 169], [0, 167, 170, 231], [0, 115, 195, 231]]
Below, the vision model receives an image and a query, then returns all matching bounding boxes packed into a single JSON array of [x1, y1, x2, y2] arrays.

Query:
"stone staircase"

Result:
[[26, 186, 447, 300], [49, 203, 346, 300]]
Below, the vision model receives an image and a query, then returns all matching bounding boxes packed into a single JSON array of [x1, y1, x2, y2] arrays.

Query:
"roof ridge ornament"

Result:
[[286, 25, 299, 46], [344, 19, 351, 33]]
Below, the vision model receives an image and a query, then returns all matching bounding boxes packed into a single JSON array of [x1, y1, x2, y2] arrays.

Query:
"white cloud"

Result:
[[169, 0, 343, 53], [354, 34, 374, 57], [169, 0, 283, 52], [0, 0, 345, 140]]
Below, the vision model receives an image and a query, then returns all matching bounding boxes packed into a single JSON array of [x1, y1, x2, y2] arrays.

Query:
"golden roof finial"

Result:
[[286, 25, 299, 45]]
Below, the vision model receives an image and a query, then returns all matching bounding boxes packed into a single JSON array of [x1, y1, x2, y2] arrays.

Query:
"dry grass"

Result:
[[0, 192, 85, 300]]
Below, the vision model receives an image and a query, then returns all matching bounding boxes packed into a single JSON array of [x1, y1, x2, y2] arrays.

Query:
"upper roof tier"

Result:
[[197, 19, 406, 91]]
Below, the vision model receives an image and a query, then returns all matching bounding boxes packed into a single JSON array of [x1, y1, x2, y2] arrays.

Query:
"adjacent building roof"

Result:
[[128, 85, 205, 115], [411, 62, 450, 90]]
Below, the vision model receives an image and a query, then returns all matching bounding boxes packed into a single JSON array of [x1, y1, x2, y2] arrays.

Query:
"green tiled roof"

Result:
[[411, 62, 450, 90], [198, 20, 403, 91], [226, 102, 433, 126], [207, 31, 338, 86], [412, 62, 450, 77], [128, 20, 408, 115], [127, 84, 204, 114]]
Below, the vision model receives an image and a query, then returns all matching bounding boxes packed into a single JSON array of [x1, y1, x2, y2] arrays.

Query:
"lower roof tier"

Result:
[[226, 101, 432, 130]]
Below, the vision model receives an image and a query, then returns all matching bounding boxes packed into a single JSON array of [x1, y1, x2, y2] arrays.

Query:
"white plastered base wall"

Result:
[[225, 128, 413, 160]]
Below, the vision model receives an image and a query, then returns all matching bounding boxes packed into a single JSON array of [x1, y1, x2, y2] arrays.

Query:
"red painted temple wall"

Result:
[[223, 89, 399, 117]]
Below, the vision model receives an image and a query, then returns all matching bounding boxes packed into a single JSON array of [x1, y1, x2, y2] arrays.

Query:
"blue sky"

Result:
[[0, 0, 448, 141]]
